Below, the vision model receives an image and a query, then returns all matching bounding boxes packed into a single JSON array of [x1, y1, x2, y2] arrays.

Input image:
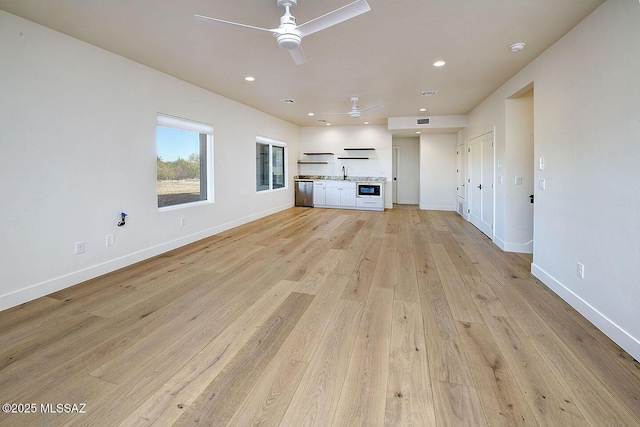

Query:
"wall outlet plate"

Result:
[[577, 262, 585, 278], [539, 179, 546, 190], [75, 241, 85, 255]]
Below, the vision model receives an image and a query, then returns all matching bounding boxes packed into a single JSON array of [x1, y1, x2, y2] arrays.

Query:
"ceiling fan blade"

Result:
[[295, 0, 371, 38], [194, 14, 279, 34], [289, 45, 308, 65], [358, 104, 384, 113]]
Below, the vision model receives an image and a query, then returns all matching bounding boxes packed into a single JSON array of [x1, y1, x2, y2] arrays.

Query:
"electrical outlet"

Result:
[[180, 217, 187, 227], [75, 241, 85, 255], [106, 234, 114, 247], [539, 179, 546, 190], [577, 262, 585, 279]]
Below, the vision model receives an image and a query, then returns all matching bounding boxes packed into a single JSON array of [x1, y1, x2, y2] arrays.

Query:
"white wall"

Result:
[[0, 11, 299, 311], [392, 137, 420, 204], [419, 134, 457, 211], [465, 0, 640, 359], [299, 125, 393, 208]]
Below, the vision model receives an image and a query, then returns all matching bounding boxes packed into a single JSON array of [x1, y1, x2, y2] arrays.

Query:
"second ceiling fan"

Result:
[[194, 0, 371, 65], [325, 96, 384, 119]]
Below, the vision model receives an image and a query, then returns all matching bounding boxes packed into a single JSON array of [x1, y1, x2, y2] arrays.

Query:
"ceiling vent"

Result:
[[417, 118, 430, 125], [421, 91, 438, 96], [281, 98, 295, 104]]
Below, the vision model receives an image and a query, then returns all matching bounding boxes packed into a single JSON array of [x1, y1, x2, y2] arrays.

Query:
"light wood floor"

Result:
[[1, 206, 639, 426]]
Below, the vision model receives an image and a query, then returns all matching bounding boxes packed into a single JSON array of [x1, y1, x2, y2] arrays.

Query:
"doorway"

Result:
[[391, 137, 420, 205], [468, 132, 494, 237], [504, 85, 534, 253]]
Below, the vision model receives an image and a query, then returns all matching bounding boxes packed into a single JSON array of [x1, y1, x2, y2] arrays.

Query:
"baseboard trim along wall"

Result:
[[531, 263, 640, 361], [0, 203, 294, 312], [494, 237, 533, 254], [419, 204, 456, 211]]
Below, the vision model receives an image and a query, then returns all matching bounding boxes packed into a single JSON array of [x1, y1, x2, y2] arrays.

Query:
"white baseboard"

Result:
[[419, 204, 456, 211], [531, 263, 640, 361], [398, 199, 419, 205], [0, 203, 293, 312], [494, 236, 533, 254]]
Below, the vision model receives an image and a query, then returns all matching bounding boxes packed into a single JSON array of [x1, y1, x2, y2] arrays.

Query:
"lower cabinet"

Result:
[[356, 197, 384, 209], [311, 180, 383, 211], [324, 181, 356, 207], [313, 181, 326, 205]]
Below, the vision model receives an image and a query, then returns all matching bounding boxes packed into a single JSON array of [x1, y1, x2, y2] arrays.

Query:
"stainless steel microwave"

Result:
[[356, 182, 382, 197]]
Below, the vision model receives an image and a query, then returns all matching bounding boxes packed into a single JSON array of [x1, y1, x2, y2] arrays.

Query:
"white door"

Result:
[[392, 147, 398, 204], [468, 132, 494, 237]]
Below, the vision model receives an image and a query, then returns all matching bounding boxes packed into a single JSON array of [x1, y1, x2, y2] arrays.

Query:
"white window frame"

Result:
[[256, 135, 288, 193], [157, 113, 214, 211]]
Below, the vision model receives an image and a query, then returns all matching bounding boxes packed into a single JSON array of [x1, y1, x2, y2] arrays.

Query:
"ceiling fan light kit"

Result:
[[195, 0, 371, 65]]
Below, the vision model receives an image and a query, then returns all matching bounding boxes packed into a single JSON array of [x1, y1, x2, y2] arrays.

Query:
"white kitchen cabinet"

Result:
[[356, 197, 384, 210], [323, 180, 356, 207], [313, 181, 326, 205]]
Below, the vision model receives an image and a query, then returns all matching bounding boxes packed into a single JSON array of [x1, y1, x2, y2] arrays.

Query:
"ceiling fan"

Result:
[[194, 0, 370, 65], [325, 96, 384, 119]]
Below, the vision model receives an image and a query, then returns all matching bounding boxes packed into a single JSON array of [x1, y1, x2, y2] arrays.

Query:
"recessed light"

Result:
[[326, 123, 331, 126], [416, 131, 421, 134], [419, 108, 427, 112], [308, 112, 314, 116], [433, 60, 446, 67], [364, 121, 369, 125], [510, 42, 526, 52], [244, 76, 255, 82]]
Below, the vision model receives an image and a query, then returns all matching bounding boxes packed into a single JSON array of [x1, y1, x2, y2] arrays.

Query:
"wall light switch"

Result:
[[539, 157, 545, 170], [515, 176, 523, 185], [106, 234, 114, 247], [539, 179, 546, 190]]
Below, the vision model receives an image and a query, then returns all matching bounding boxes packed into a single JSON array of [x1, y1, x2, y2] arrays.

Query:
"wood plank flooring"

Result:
[[1, 206, 639, 426]]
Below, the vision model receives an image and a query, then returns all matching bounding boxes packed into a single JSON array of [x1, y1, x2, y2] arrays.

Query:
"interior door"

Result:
[[392, 147, 398, 204], [468, 132, 494, 237]]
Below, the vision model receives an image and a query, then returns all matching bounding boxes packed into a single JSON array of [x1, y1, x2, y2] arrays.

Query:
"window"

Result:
[[157, 114, 213, 208], [256, 136, 287, 192]]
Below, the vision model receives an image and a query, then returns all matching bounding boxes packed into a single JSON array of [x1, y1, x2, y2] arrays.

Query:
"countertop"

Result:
[[294, 175, 386, 182]]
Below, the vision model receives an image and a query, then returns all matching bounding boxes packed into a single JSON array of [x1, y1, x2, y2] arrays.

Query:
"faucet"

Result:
[[342, 166, 347, 180]]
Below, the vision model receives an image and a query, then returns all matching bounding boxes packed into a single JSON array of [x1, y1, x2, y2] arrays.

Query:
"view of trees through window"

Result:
[[157, 124, 208, 208]]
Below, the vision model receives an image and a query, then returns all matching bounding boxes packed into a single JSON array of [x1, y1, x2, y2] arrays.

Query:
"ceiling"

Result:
[[0, 0, 604, 129]]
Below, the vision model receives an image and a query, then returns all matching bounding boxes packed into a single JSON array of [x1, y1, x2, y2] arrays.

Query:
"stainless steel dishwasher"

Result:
[[295, 180, 314, 207]]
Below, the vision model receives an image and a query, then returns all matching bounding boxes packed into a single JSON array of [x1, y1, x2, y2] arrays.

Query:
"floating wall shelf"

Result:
[[344, 147, 375, 151], [303, 152, 334, 155], [297, 161, 328, 164], [337, 157, 369, 160]]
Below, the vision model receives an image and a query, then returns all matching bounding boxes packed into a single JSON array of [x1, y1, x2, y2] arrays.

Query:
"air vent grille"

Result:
[[417, 118, 430, 125], [421, 91, 438, 96]]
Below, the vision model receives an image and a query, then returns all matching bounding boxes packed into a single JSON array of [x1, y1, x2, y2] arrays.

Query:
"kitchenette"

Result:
[[295, 129, 393, 211], [294, 175, 385, 211]]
